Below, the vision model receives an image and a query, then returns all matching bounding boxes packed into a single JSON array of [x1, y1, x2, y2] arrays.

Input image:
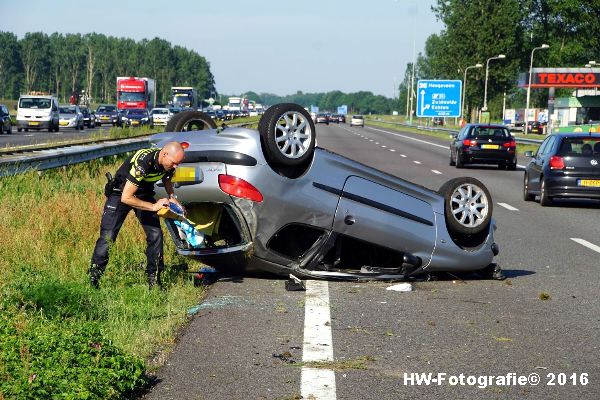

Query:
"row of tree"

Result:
[[0, 32, 216, 104], [397, 0, 600, 120]]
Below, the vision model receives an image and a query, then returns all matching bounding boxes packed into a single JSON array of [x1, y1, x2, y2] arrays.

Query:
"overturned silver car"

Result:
[[151, 104, 500, 280]]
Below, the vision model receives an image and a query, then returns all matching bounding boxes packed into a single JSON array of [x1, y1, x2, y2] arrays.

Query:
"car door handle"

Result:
[[344, 215, 355, 225]]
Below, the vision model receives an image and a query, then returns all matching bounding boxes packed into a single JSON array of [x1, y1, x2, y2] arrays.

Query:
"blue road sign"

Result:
[[337, 105, 347, 115], [416, 80, 462, 118], [310, 105, 319, 113]]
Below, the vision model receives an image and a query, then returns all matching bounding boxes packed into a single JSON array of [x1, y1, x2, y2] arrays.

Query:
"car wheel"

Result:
[[7, 123, 12, 134], [258, 103, 316, 172], [523, 173, 534, 201], [539, 177, 552, 206], [455, 153, 464, 168], [497, 162, 506, 169], [506, 162, 517, 171], [449, 149, 455, 166], [166, 111, 216, 132], [17, 128, 22, 132], [438, 177, 492, 236]]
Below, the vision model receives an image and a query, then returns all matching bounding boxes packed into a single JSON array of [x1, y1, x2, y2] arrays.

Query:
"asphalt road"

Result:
[[145, 122, 599, 400], [0, 124, 113, 148]]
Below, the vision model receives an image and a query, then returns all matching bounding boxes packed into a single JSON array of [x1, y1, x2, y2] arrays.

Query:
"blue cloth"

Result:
[[174, 220, 205, 248]]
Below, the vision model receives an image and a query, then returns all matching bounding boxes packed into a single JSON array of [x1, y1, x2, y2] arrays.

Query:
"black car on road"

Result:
[[95, 105, 120, 126], [0, 104, 12, 134], [121, 108, 150, 127], [523, 133, 600, 206], [450, 124, 517, 170], [80, 107, 96, 128]]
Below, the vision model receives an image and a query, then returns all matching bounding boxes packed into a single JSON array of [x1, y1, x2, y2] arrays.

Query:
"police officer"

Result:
[[89, 141, 185, 289]]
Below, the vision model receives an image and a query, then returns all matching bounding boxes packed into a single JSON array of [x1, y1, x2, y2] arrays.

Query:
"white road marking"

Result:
[[413, 161, 422, 164], [570, 238, 600, 254], [498, 202, 519, 211], [375, 142, 379, 144], [381, 145, 387, 148], [431, 170, 442, 174], [400, 154, 407, 158], [367, 126, 448, 149], [390, 149, 396, 152], [301, 280, 336, 399], [369, 139, 374, 142]]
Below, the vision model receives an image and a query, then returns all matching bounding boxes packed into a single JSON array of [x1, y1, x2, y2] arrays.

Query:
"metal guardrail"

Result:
[[369, 119, 544, 145], [0, 122, 255, 177]]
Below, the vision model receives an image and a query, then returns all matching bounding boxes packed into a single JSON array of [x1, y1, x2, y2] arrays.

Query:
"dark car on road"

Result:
[[316, 113, 329, 124], [523, 133, 600, 206], [526, 121, 545, 134], [95, 105, 120, 126], [0, 104, 12, 134], [121, 108, 150, 127], [149, 104, 502, 281], [330, 114, 340, 123], [450, 124, 517, 170], [80, 107, 96, 128]]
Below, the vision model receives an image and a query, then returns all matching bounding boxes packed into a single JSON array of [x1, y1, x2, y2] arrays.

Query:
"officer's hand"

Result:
[[153, 198, 170, 212]]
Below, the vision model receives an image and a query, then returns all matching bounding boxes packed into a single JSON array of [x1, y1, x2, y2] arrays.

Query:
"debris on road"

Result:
[[285, 274, 306, 291], [386, 283, 413, 292]]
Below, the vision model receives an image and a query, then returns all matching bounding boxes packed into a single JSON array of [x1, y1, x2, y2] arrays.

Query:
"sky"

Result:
[[4, 0, 444, 98]]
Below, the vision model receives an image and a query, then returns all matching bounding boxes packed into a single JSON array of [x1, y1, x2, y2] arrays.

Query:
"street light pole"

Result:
[[482, 54, 506, 114], [462, 63, 482, 124], [525, 44, 549, 134]]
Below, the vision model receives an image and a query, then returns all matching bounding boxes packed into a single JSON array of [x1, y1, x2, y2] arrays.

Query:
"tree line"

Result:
[[0, 32, 216, 105], [397, 0, 600, 120]]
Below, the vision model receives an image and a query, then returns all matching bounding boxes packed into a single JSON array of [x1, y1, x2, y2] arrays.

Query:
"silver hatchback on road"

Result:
[[151, 104, 500, 280]]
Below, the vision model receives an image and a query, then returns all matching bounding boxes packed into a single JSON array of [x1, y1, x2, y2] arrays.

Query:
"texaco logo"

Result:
[[591, 159, 598, 166]]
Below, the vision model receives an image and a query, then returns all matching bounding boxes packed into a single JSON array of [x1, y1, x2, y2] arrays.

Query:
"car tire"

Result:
[[438, 177, 493, 236], [539, 177, 552, 206], [17, 128, 22, 132], [166, 111, 216, 132], [449, 150, 455, 166], [523, 173, 534, 201], [258, 103, 316, 172], [506, 162, 517, 171], [455, 153, 464, 168]]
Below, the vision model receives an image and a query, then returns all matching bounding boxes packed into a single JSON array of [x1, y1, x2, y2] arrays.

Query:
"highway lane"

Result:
[[0, 124, 113, 148], [146, 122, 599, 400]]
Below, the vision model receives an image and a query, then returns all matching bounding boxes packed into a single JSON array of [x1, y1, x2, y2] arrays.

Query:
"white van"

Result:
[[17, 93, 60, 132]]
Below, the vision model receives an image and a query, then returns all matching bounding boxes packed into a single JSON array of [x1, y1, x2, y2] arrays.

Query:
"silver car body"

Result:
[[58, 105, 83, 128], [151, 127, 497, 280]]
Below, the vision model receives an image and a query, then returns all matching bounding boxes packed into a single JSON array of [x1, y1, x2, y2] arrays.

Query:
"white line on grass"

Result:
[[570, 238, 600, 254], [301, 280, 336, 400], [497, 203, 519, 211]]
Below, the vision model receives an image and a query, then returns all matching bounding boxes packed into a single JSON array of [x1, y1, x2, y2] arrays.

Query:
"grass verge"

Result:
[[0, 156, 205, 398]]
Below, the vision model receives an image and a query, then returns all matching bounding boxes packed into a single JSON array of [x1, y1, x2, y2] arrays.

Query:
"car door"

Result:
[[528, 135, 556, 191], [332, 176, 436, 265], [451, 126, 467, 159]]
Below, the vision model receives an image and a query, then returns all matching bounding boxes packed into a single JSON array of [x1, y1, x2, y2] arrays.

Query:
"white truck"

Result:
[[171, 87, 198, 110], [16, 92, 60, 132]]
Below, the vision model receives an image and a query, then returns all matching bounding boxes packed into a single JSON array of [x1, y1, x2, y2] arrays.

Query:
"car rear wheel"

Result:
[[449, 150, 455, 166], [523, 173, 534, 201], [539, 178, 552, 206], [438, 177, 492, 236], [455, 153, 464, 168], [166, 111, 217, 132], [506, 162, 517, 170], [257, 103, 316, 176]]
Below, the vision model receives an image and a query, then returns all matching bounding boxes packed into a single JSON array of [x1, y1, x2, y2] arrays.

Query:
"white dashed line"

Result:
[[400, 154, 407, 158], [381, 145, 387, 148], [375, 142, 379, 145], [301, 280, 336, 399], [369, 139, 374, 142], [413, 161, 422, 165], [497, 202, 519, 211], [390, 149, 396, 152], [431, 170, 442, 174], [367, 126, 448, 149], [570, 238, 600, 254]]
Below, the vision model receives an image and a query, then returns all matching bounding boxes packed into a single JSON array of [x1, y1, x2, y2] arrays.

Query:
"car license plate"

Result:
[[59, 121, 69, 126], [578, 179, 600, 187], [101, 116, 109, 120], [28, 121, 40, 126], [132, 121, 139, 125], [172, 167, 197, 182], [481, 144, 499, 149]]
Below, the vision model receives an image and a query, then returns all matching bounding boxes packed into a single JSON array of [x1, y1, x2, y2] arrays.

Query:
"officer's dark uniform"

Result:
[[89, 148, 173, 288]]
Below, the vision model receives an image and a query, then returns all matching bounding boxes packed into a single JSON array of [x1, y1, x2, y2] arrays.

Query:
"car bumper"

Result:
[[17, 120, 52, 129], [461, 149, 516, 164], [59, 120, 78, 128], [96, 117, 118, 124], [545, 175, 600, 199]]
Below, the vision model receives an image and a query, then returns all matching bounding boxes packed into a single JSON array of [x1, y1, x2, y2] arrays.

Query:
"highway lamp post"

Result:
[[481, 54, 506, 122], [461, 63, 482, 124], [525, 44, 549, 134]]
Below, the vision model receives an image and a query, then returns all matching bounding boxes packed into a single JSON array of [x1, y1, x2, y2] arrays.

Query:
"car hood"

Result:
[[59, 113, 78, 118]]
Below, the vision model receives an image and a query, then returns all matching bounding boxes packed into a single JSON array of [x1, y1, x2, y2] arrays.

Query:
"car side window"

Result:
[[536, 137, 550, 156], [538, 136, 555, 156]]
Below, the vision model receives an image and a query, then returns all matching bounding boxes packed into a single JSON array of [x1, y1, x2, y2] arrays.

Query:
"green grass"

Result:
[[0, 157, 206, 398]]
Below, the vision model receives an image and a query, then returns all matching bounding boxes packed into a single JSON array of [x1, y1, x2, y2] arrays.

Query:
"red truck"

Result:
[[116, 77, 156, 110]]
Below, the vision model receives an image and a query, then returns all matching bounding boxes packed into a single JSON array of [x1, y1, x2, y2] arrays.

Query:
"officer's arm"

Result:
[[121, 181, 168, 211], [162, 176, 175, 199]]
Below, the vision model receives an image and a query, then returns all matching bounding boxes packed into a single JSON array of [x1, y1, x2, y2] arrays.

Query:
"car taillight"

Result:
[[549, 156, 565, 170], [218, 174, 263, 202], [463, 139, 477, 147], [503, 140, 516, 149], [180, 141, 190, 149]]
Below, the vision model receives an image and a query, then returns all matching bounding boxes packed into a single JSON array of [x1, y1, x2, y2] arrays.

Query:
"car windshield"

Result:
[[59, 107, 77, 114], [353, 115, 363, 119], [469, 126, 509, 138], [152, 109, 168, 115], [127, 109, 147, 116], [97, 106, 116, 113], [557, 138, 600, 156], [118, 92, 145, 102], [19, 98, 51, 109]]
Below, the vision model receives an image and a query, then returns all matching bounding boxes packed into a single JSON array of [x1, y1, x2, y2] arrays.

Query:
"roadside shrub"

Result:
[[0, 312, 148, 399]]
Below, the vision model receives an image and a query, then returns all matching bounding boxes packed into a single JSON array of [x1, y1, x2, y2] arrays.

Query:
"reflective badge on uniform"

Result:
[[135, 165, 145, 178]]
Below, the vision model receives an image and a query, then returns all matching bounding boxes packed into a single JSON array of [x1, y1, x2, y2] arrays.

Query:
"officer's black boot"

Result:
[[88, 264, 103, 289], [147, 270, 163, 290]]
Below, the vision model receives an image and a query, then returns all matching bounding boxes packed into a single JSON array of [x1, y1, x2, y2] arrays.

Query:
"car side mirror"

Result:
[[524, 150, 534, 157]]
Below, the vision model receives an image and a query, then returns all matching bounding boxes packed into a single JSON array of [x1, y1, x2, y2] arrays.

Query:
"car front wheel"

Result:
[[438, 177, 493, 236]]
